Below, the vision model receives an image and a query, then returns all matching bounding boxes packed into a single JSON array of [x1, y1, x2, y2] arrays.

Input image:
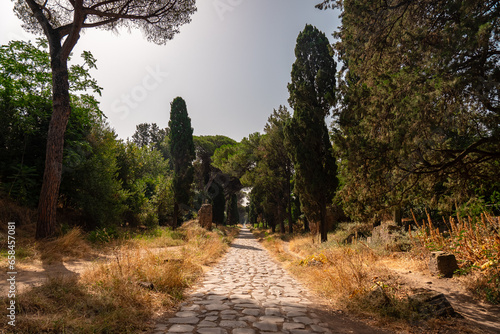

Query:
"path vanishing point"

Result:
[[152, 228, 390, 334]]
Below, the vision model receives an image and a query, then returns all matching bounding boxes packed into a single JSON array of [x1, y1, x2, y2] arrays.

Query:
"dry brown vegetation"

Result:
[[255, 219, 498, 334], [410, 212, 500, 304], [0, 218, 238, 333]]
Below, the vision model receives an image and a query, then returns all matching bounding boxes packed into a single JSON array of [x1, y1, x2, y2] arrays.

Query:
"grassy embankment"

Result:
[[0, 200, 239, 333], [254, 213, 499, 333]]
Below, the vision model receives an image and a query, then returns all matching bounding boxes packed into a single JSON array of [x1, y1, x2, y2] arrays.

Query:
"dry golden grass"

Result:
[[410, 212, 500, 304], [258, 228, 483, 333], [285, 236, 386, 308], [0, 198, 35, 229], [38, 227, 95, 263], [0, 222, 238, 333]]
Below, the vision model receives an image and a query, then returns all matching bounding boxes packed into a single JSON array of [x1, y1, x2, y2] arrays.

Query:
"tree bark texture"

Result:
[[36, 54, 71, 239]]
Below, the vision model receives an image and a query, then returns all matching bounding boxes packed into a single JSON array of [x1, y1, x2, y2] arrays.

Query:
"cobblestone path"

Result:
[[152, 228, 387, 334]]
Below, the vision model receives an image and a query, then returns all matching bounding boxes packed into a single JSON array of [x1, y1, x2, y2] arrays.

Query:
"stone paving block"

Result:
[[283, 307, 307, 313], [208, 295, 228, 301], [154, 323, 168, 331], [198, 328, 228, 334], [221, 314, 237, 320], [259, 316, 285, 323], [176, 311, 198, 318], [196, 300, 221, 305], [232, 298, 252, 304], [283, 322, 306, 330], [232, 329, 255, 334], [264, 308, 281, 316], [199, 320, 217, 327], [239, 315, 257, 322], [205, 311, 219, 315], [181, 305, 201, 311], [168, 324, 195, 333], [234, 303, 260, 309], [293, 316, 314, 325], [168, 317, 200, 324], [206, 304, 230, 311], [253, 321, 278, 332], [287, 311, 307, 317], [242, 309, 260, 316], [290, 330, 313, 334], [219, 320, 248, 328]]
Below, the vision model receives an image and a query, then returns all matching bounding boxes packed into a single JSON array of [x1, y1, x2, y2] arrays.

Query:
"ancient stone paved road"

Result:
[[152, 228, 386, 334]]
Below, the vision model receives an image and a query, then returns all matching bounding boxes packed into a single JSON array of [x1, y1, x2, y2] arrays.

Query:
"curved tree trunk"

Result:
[[36, 53, 71, 239]]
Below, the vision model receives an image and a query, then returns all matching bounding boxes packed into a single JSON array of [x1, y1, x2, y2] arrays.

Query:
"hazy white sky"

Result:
[[0, 1, 340, 142]]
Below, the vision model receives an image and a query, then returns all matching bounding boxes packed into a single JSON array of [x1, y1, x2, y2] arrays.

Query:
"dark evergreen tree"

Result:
[[319, 0, 500, 219], [284, 24, 338, 242], [226, 193, 239, 226], [132, 123, 167, 149], [168, 97, 195, 228], [211, 180, 226, 225]]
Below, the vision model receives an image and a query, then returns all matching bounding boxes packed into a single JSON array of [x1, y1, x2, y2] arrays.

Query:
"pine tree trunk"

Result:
[[287, 170, 293, 234], [320, 203, 328, 243], [36, 53, 70, 239], [279, 206, 285, 233], [173, 202, 179, 229]]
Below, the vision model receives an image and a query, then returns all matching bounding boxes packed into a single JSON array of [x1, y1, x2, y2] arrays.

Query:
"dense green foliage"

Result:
[[193, 135, 236, 225], [168, 97, 195, 228], [284, 25, 338, 242], [248, 107, 294, 233], [0, 39, 101, 207], [0, 40, 177, 230], [319, 0, 500, 220]]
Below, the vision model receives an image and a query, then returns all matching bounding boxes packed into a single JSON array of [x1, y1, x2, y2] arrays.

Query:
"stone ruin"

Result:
[[198, 204, 213, 230], [429, 251, 459, 278]]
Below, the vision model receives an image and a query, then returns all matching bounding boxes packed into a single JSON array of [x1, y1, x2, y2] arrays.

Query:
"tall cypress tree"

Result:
[[168, 97, 195, 228], [284, 24, 338, 242]]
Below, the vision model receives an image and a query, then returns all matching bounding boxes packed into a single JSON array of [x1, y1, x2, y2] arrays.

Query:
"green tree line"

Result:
[[0, 39, 241, 232], [2, 0, 498, 242]]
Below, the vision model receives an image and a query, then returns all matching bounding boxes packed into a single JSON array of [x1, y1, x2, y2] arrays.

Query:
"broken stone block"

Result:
[[198, 204, 213, 230], [409, 288, 460, 319], [429, 251, 459, 278]]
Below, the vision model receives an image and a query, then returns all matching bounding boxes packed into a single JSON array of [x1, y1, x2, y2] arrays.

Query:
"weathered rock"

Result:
[[233, 329, 256, 334], [169, 324, 195, 333], [168, 317, 200, 324], [429, 251, 459, 278], [198, 204, 213, 230], [409, 288, 459, 318], [283, 322, 305, 330], [253, 321, 278, 332]]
